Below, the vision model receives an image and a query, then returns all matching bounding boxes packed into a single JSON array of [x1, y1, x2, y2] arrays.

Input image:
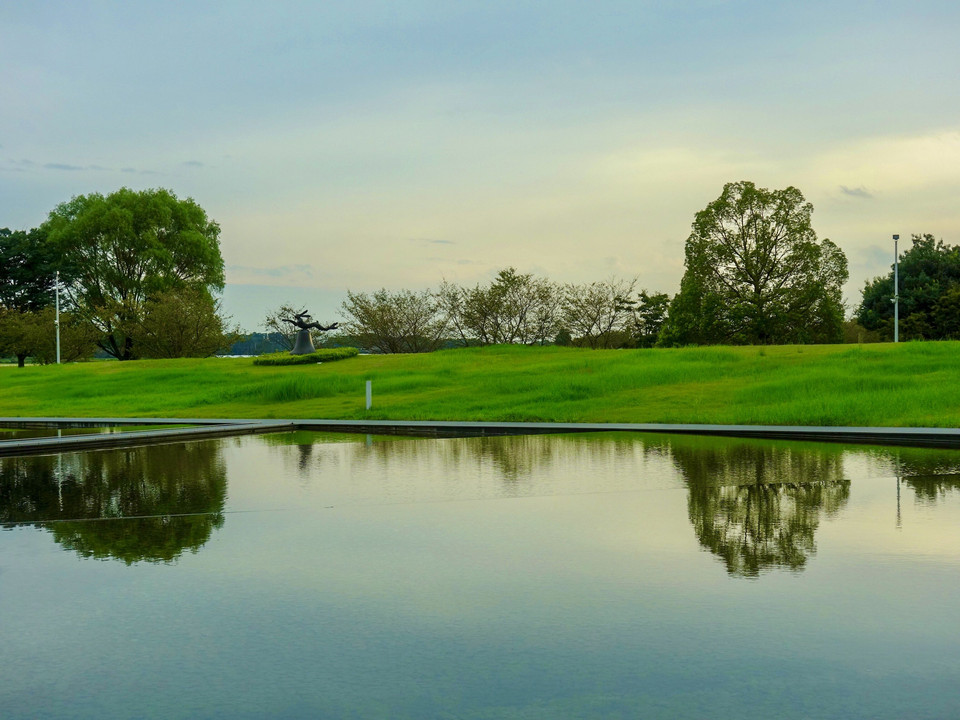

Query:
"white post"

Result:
[[55, 270, 61, 364], [366, 380, 372, 410], [893, 235, 899, 344]]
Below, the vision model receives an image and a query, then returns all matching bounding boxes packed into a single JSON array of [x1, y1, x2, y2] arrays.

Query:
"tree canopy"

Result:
[[0, 226, 65, 365], [857, 233, 960, 340], [660, 181, 848, 346], [341, 288, 448, 353], [42, 187, 224, 360], [0, 226, 58, 312]]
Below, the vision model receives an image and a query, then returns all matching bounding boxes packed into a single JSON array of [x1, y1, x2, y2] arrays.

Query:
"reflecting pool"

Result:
[[2, 432, 959, 719]]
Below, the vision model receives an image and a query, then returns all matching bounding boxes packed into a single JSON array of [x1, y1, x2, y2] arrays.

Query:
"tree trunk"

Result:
[[17, 353, 26, 368]]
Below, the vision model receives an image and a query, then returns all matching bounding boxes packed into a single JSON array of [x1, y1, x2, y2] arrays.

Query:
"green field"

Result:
[[1, 342, 958, 427]]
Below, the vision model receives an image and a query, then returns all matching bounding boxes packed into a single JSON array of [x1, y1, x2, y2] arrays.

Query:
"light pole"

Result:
[[55, 270, 61, 364], [892, 235, 899, 344]]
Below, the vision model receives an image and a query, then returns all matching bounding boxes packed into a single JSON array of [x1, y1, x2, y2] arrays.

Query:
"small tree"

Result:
[[341, 288, 448, 353], [633, 291, 670, 348], [0, 308, 33, 366], [444, 269, 561, 346], [562, 277, 637, 349], [28, 308, 99, 364], [132, 288, 239, 358]]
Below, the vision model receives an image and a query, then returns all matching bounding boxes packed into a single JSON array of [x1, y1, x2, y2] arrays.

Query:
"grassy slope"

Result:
[[0, 342, 957, 427]]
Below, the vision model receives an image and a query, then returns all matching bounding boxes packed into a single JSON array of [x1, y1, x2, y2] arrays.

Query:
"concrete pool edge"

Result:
[[3, 416, 960, 456]]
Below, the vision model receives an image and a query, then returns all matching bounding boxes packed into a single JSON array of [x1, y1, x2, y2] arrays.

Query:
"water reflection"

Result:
[[7, 431, 960, 574], [269, 432, 960, 577], [269, 431, 856, 577], [0, 442, 226, 564], [661, 438, 850, 577], [883, 447, 960, 505]]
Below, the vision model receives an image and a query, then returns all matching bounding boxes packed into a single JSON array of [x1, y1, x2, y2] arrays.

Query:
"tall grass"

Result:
[[1, 342, 960, 427]]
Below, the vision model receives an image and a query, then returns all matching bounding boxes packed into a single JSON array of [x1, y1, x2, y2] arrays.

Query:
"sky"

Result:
[[2, 0, 959, 331]]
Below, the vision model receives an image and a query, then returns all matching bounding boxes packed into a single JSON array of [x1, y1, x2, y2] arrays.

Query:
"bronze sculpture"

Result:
[[282, 310, 338, 355]]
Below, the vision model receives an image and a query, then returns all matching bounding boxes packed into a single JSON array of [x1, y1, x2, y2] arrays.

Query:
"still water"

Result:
[[0, 424, 192, 440], [2, 431, 959, 719]]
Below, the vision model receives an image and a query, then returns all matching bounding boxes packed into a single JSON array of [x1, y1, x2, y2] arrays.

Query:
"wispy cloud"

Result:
[[182, 160, 204, 168], [411, 237, 455, 245], [859, 244, 895, 269], [121, 167, 137, 173], [44, 162, 85, 171], [227, 263, 315, 279], [840, 185, 874, 199]]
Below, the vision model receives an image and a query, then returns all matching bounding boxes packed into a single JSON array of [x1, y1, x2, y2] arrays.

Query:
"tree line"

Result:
[[4, 181, 958, 364], [321, 271, 670, 353], [317, 181, 852, 352]]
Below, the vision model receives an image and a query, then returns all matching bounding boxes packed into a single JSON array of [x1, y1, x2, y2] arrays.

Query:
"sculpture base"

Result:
[[290, 329, 317, 355]]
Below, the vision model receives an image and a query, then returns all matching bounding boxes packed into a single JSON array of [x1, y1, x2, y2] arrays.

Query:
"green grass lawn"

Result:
[[1, 342, 958, 427]]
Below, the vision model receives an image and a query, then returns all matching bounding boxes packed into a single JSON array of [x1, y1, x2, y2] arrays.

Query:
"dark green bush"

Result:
[[253, 347, 359, 366]]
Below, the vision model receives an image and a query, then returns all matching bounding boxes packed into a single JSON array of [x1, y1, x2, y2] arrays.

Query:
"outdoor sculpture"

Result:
[[282, 310, 338, 355]]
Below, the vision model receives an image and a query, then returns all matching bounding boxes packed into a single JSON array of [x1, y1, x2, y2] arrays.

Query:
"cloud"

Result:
[[121, 167, 137, 173], [411, 238, 455, 245], [840, 185, 873, 199], [182, 160, 204, 167], [44, 162, 85, 171], [858, 244, 894, 267], [226, 264, 316, 283]]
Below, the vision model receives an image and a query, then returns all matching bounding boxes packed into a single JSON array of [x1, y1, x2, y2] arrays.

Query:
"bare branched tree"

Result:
[[562, 277, 638, 349], [340, 288, 448, 353], [445, 268, 561, 346]]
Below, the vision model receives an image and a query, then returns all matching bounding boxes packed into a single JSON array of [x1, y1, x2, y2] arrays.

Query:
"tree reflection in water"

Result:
[[884, 447, 960, 505], [0, 442, 226, 564], [652, 437, 851, 578]]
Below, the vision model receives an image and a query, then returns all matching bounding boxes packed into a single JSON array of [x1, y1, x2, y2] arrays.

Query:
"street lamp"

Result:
[[55, 270, 61, 364], [892, 235, 900, 344]]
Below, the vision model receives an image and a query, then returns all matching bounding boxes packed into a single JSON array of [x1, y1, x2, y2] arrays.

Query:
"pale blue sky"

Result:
[[2, 1, 958, 330]]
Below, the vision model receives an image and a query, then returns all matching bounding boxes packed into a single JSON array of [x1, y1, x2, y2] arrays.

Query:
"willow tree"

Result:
[[660, 181, 848, 346], [42, 188, 224, 360]]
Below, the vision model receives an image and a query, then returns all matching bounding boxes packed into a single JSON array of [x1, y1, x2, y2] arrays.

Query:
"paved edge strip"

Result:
[[2, 417, 960, 457], [0, 421, 295, 457]]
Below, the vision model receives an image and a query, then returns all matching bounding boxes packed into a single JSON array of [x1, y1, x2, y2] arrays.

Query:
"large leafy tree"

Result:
[[660, 181, 848, 346], [42, 187, 224, 360], [857, 233, 960, 340], [0, 226, 62, 366]]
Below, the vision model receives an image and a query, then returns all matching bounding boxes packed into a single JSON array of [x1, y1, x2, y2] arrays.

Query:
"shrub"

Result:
[[252, 347, 359, 366]]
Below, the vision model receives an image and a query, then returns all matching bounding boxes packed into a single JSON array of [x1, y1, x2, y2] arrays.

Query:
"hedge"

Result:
[[253, 347, 360, 366]]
